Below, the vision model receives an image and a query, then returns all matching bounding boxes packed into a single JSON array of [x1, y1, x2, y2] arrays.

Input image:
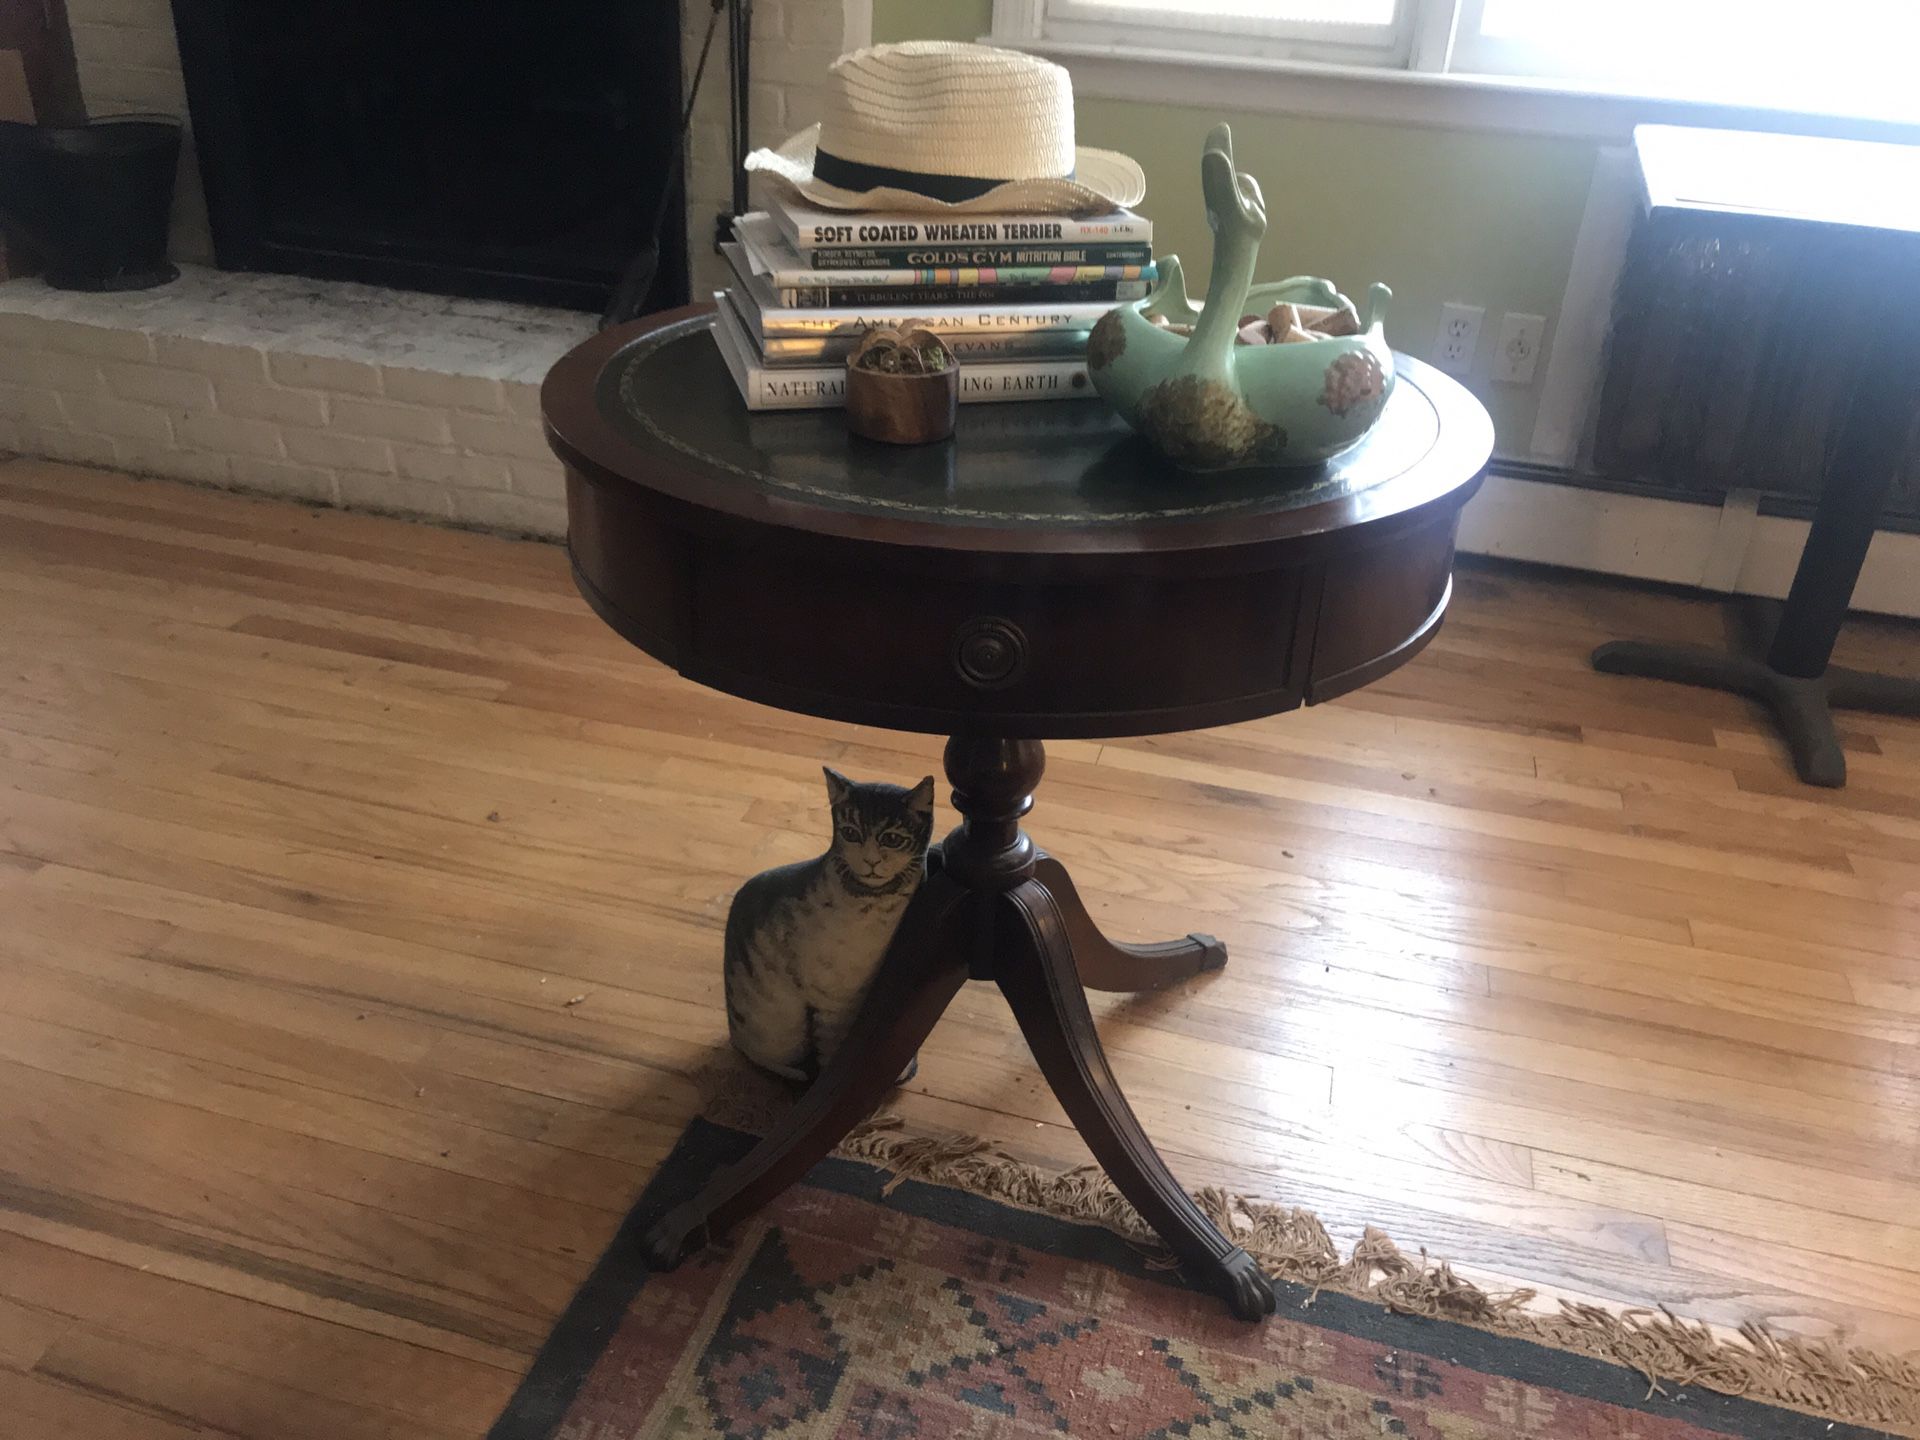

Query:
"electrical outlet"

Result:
[[1435, 303, 1483, 375], [1494, 312, 1547, 385]]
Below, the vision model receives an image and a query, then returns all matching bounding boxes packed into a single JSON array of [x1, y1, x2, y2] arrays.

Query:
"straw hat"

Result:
[[745, 42, 1146, 215]]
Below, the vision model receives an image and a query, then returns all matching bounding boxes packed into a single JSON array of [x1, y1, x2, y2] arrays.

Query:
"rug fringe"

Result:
[[700, 1065, 1920, 1435]]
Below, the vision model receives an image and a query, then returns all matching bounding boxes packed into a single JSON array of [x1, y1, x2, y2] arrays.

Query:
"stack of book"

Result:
[[713, 198, 1154, 411]]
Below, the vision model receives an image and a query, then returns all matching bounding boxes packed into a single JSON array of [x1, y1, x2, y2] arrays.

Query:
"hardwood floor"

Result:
[[1, 457, 1917, 1436]]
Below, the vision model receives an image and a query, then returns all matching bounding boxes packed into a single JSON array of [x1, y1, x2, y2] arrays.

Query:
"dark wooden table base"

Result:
[[640, 736, 1276, 1321], [1594, 597, 1920, 788], [1590, 293, 1920, 790]]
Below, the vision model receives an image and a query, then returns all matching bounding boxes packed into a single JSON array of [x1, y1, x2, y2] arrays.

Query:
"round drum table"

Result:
[[543, 306, 1491, 1320]]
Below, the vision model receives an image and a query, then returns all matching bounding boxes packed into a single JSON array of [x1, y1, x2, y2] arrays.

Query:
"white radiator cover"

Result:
[[1479, 144, 1920, 619]]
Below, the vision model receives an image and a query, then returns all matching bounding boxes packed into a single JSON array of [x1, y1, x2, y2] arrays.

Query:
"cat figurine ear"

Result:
[[823, 767, 931, 812]]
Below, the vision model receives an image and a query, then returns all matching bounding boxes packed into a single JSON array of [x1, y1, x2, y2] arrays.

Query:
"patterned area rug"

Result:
[[490, 1120, 1904, 1439]]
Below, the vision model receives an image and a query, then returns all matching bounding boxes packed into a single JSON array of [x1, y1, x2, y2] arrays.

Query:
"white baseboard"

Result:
[[1458, 472, 1920, 621]]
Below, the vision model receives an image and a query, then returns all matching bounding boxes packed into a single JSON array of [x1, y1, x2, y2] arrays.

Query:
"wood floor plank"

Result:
[[0, 1232, 519, 1422], [0, 1367, 210, 1440], [0, 1293, 63, 1373], [1532, 1151, 1920, 1273], [33, 1324, 474, 1440], [3, 460, 1918, 1436]]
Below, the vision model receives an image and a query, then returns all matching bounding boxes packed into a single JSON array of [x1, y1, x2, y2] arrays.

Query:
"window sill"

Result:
[[993, 36, 1920, 147]]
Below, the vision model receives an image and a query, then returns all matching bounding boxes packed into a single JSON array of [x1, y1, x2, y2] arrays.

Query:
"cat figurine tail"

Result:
[[723, 766, 935, 1085]]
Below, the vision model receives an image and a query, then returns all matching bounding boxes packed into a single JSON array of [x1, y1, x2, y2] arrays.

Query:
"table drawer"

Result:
[[685, 541, 1311, 738]]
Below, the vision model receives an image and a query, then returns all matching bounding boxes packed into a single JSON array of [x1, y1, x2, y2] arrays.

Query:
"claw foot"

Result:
[[1215, 1247, 1276, 1320], [639, 1206, 709, 1271]]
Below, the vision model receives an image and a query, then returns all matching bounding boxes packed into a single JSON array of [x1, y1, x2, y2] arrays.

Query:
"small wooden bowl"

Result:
[[845, 364, 959, 444], [844, 329, 958, 444]]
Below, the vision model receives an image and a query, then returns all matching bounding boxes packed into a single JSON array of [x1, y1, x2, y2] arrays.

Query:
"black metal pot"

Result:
[[0, 114, 183, 291]]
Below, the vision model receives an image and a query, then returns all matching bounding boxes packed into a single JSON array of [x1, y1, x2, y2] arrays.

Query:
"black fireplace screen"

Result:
[[169, 0, 686, 312]]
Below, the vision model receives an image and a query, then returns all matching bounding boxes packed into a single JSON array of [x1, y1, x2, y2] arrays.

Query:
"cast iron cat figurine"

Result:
[[723, 767, 935, 1083]]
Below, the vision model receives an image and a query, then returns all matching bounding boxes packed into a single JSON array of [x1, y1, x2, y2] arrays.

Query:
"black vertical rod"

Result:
[[729, 0, 753, 222], [1767, 305, 1920, 678]]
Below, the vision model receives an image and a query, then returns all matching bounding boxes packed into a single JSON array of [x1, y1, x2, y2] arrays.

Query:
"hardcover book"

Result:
[[712, 297, 1096, 412], [725, 235, 1146, 309], [770, 198, 1152, 250], [735, 214, 1154, 298], [756, 326, 1093, 365], [739, 211, 1152, 274], [723, 245, 1122, 339], [795, 242, 1154, 270]]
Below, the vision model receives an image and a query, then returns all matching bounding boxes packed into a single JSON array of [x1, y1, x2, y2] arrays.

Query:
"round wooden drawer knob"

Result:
[[953, 618, 1028, 689]]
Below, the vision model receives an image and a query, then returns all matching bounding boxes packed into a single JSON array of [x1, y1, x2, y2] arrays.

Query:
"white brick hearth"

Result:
[[10, 1, 869, 533], [0, 268, 595, 537]]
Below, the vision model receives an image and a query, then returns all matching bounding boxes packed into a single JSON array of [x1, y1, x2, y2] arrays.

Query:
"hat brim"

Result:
[[744, 125, 1146, 215]]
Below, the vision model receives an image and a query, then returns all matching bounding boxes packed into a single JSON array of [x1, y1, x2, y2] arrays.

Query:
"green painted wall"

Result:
[[871, 0, 1599, 452]]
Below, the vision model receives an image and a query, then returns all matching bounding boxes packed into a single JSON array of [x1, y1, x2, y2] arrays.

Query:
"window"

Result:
[[996, 0, 1920, 124], [1456, 0, 1920, 121], [1013, 0, 1420, 69]]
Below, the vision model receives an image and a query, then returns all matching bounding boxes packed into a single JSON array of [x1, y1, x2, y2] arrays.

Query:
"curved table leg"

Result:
[[1033, 854, 1227, 993], [993, 878, 1275, 1320], [641, 871, 973, 1269]]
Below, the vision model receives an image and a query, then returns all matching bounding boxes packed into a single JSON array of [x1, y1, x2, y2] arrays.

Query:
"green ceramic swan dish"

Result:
[[1087, 124, 1395, 470]]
